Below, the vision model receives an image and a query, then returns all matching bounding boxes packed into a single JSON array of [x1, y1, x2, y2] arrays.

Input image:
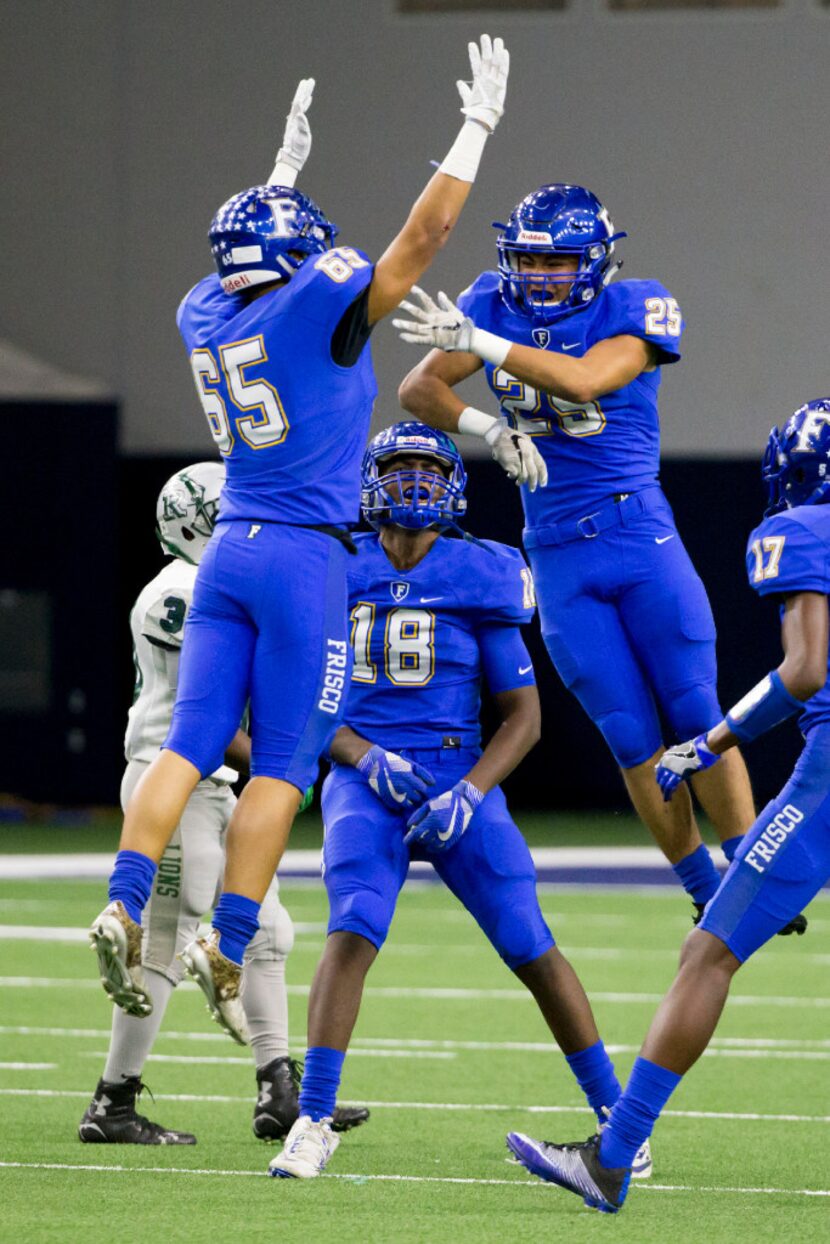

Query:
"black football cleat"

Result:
[[252, 1056, 370, 1140], [693, 903, 807, 936], [506, 1131, 630, 1213], [78, 1076, 196, 1144]]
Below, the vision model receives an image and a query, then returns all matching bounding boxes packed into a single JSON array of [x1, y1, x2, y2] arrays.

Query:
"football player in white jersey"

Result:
[[80, 463, 368, 1144]]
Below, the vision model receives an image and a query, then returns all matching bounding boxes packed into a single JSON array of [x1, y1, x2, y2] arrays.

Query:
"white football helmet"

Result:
[[156, 462, 225, 564]]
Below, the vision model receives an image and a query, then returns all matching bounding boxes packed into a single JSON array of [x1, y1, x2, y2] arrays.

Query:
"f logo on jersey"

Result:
[[532, 328, 551, 348], [390, 581, 410, 602]]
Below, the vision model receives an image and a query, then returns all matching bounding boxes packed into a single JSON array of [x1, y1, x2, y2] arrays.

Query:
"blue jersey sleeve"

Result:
[[478, 624, 535, 694], [471, 540, 536, 625], [600, 280, 684, 365], [745, 513, 830, 598]]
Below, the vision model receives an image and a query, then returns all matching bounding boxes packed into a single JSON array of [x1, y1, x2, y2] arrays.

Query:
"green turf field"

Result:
[[2, 876, 829, 1243]]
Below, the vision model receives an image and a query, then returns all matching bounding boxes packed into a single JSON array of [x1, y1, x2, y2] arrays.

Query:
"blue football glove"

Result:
[[356, 744, 435, 811], [655, 734, 720, 802], [403, 779, 484, 853]]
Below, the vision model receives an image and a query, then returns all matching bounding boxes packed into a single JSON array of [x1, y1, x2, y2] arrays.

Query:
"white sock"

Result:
[[102, 968, 175, 1082], [242, 957, 290, 1070]]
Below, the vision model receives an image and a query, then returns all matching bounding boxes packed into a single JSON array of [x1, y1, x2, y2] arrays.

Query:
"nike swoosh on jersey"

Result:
[[419, 596, 444, 603], [519, 664, 533, 675], [561, 342, 580, 351], [655, 535, 676, 545]]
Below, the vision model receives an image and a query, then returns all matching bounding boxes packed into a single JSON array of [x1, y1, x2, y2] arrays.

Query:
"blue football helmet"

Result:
[[762, 399, 830, 515], [361, 421, 467, 532], [209, 185, 338, 295], [494, 184, 626, 324]]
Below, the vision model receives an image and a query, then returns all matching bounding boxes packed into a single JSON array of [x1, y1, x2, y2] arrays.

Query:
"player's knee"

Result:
[[678, 926, 738, 975], [326, 880, 394, 950], [666, 681, 721, 742], [596, 709, 658, 769], [486, 901, 554, 971]]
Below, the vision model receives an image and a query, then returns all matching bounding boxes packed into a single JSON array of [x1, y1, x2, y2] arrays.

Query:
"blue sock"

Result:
[[299, 1046, 346, 1122], [672, 843, 720, 907], [108, 850, 157, 925], [213, 892, 260, 965], [721, 835, 742, 863], [598, 1057, 681, 1169], [565, 1040, 622, 1124]]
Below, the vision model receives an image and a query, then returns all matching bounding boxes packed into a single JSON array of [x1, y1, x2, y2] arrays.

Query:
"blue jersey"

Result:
[[457, 274, 683, 528], [177, 248, 377, 527], [746, 504, 830, 736], [343, 533, 536, 750]]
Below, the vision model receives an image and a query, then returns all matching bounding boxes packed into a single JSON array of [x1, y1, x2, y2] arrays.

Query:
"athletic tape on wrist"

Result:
[[725, 669, 803, 744], [458, 406, 500, 441], [469, 327, 512, 368], [438, 119, 489, 183]]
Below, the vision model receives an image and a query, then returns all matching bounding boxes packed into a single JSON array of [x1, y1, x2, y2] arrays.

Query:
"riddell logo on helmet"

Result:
[[517, 230, 553, 245], [221, 273, 252, 293]]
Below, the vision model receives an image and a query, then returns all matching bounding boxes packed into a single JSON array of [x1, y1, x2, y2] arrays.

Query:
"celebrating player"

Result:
[[80, 464, 367, 1144], [506, 400, 830, 1212], [89, 42, 524, 1041], [268, 421, 651, 1181], [396, 184, 776, 922]]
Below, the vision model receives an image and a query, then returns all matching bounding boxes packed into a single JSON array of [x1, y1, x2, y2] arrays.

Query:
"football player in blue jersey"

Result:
[[396, 184, 774, 923], [89, 43, 546, 1044], [505, 399, 830, 1212], [268, 420, 652, 1180]]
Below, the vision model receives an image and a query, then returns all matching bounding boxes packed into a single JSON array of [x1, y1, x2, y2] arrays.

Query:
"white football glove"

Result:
[[489, 424, 549, 492], [457, 34, 509, 132], [393, 288, 474, 352], [269, 77, 315, 182]]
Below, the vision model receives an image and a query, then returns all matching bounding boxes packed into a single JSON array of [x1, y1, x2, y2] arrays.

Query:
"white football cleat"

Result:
[[89, 901, 152, 1017], [268, 1115, 340, 1179], [600, 1106, 652, 1179], [179, 931, 250, 1046]]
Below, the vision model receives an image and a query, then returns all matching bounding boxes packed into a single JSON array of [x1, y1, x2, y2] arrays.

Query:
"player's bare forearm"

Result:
[[224, 729, 252, 774], [398, 350, 483, 431], [465, 685, 541, 794], [328, 726, 373, 767], [501, 335, 653, 405], [368, 171, 477, 326]]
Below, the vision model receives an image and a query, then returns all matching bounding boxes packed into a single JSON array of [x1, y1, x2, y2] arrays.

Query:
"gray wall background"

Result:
[[3, 0, 828, 455]]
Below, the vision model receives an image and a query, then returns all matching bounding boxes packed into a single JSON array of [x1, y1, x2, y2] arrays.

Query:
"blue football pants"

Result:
[[527, 488, 722, 768], [165, 521, 350, 792], [321, 748, 554, 971]]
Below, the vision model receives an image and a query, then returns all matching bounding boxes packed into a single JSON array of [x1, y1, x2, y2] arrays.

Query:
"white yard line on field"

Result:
[[78, 1049, 456, 1064], [3, 976, 830, 1008], [0, 1160, 828, 1198], [2, 1088, 829, 1126], [0, 1062, 56, 1070]]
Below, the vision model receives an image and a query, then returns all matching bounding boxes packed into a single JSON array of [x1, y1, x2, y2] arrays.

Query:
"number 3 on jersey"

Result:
[[190, 335, 289, 455], [350, 603, 435, 686]]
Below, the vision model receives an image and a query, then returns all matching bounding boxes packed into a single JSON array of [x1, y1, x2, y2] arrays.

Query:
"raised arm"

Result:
[[366, 35, 509, 326]]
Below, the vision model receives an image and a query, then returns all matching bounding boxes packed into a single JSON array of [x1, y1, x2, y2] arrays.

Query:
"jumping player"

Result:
[[88, 44, 540, 1043], [268, 422, 651, 1181], [80, 464, 367, 1144], [506, 400, 830, 1212], [396, 184, 773, 921]]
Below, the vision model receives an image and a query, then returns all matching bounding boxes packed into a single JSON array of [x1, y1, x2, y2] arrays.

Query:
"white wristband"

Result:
[[458, 406, 503, 445], [438, 119, 489, 183], [267, 157, 299, 188], [469, 327, 512, 368]]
